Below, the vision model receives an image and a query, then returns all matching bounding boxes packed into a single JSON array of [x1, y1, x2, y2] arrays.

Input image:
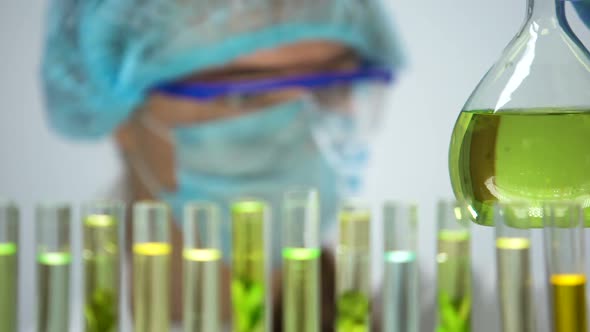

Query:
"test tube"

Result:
[[82, 201, 125, 332], [494, 203, 535, 332], [544, 202, 587, 332], [336, 200, 371, 332], [132, 201, 171, 332], [382, 202, 418, 332], [0, 200, 18, 332], [36, 203, 72, 332], [183, 202, 222, 332], [436, 200, 471, 332], [282, 188, 321, 332], [231, 198, 267, 332]]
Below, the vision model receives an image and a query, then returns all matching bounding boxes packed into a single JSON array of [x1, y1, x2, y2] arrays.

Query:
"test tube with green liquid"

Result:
[[132, 201, 171, 332], [0, 200, 18, 332], [494, 203, 535, 332], [282, 188, 321, 332], [544, 202, 587, 332], [382, 202, 418, 332], [82, 201, 124, 332], [436, 200, 471, 332], [183, 202, 222, 332], [231, 199, 267, 332], [36, 203, 72, 332], [336, 201, 371, 332]]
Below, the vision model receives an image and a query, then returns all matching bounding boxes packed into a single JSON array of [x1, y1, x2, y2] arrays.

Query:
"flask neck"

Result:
[[526, 0, 566, 25]]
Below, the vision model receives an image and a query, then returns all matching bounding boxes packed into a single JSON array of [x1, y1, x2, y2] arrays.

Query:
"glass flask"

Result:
[[449, 0, 590, 226]]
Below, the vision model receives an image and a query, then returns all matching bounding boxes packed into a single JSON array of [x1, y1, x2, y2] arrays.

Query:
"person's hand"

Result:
[[573, 1, 590, 28]]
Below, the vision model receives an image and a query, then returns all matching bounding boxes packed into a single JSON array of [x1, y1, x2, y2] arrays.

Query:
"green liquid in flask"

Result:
[[0, 243, 17, 332], [450, 109, 590, 225]]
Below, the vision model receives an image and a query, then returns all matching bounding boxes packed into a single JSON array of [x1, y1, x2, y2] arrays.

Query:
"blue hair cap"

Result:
[[42, 0, 406, 139]]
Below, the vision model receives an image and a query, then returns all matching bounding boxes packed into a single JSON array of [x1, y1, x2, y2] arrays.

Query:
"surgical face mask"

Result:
[[130, 69, 389, 260]]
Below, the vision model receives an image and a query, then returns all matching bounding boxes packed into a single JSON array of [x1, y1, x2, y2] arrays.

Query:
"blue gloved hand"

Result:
[[573, 1, 590, 28]]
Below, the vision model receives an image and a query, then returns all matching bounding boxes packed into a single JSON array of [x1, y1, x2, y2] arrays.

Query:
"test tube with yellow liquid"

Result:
[[336, 201, 371, 332], [82, 201, 124, 332], [494, 203, 535, 332], [382, 202, 418, 332], [36, 203, 72, 332], [183, 202, 222, 332], [0, 200, 18, 332], [231, 199, 268, 332], [282, 188, 321, 332], [436, 200, 471, 332], [132, 201, 171, 332], [544, 202, 587, 332]]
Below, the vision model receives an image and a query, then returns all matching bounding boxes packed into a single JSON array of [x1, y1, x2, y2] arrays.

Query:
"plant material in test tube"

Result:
[[0, 243, 17, 332]]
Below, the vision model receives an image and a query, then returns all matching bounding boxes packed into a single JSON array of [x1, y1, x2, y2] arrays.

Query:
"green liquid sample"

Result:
[[336, 291, 370, 332], [232, 205, 265, 332], [133, 243, 171, 332], [437, 231, 471, 332], [283, 248, 321, 332], [84, 215, 119, 332], [0, 243, 17, 332], [449, 109, 590, 226], [37, 252, 71, 332], [337, 209, 371, 332], [183, 249, 222, 332]]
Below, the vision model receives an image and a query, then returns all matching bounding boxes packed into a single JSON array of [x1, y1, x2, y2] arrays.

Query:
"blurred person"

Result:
[[39, 0, 590, 331], [41, 0, 404, 330]]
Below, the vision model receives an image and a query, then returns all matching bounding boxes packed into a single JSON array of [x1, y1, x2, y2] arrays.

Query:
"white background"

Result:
[[1, 1, 590, 331]]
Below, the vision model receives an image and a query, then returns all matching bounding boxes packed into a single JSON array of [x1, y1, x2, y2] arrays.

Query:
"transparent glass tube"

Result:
[[382, 202, 418, 332], [231, 198, 267, 332], [544, 202, 587, 332], [36, 203, 71, 332], [436, 200, 471, 332], [82, 201, 124, 332], [132, 201, 171, 332], [183, 202, 222, 332], [0, 200, 18, 332], [336, 200, 371, 332], [494, 203, 535, 332], [282, 188, 320, 332]]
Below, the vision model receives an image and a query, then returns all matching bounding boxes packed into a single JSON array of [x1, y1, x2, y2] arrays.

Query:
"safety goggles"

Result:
[[154, 64, 394, 102]]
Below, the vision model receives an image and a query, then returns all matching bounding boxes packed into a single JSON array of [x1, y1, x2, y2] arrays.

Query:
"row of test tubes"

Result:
[[0, 190, 420, 332], [0, 195, 585, 332], [438, 201, 588, 332]]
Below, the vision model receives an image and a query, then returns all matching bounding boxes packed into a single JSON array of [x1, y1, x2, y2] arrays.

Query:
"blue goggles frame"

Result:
[[154, 64, 394, 101]]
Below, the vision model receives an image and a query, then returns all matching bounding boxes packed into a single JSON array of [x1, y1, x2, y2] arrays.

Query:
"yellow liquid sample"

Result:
[[449, 109, 590, 226], [283, 248, 321, 332], [551, 274, 587, 332], [133, 243, 171, 332], [183, 249, 222, 332]]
